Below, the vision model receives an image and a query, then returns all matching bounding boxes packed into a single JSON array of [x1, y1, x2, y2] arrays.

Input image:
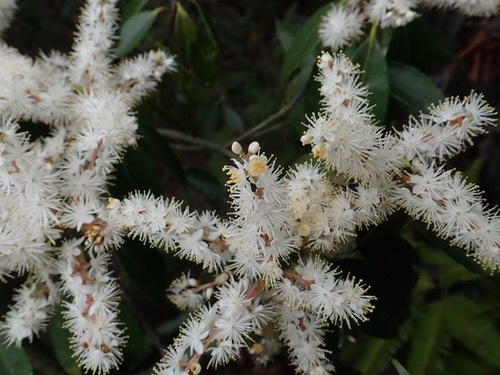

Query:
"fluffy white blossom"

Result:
[[0, 0, 175, 373], [319, 4, 366, 50], [318, 0, 497, 51], [0, 0, 498, 374]]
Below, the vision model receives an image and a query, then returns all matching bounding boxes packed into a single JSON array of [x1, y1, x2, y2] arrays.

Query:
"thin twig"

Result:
[[227, 88, 305, 146], [158, 88, 305, 157], [250, 120, 289, 139], [157, 128, 234, 158]]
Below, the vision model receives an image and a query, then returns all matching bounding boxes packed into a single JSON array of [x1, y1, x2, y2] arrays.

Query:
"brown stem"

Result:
[[87, 139, 103, 170]]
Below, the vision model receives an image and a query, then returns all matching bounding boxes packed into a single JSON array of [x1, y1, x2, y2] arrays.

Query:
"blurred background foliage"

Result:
[[3, 0, 500, 374]]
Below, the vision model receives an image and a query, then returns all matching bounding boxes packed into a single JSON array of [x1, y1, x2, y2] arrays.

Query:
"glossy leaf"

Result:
[[116, 239, 169, 302], [123, 0, 149, 21], [189, 28, 218, 83], [355, 337, 402, 375], [276, 20, 300, 52], [445, 295, 500, 371], [174, 2, 197, 46], [407, 301, 447, 375], [48, 307, 81, 375], [412, 219, 485, 275], [280, 3, 332, 80], [113, 145, 162, 196], [189, 0, 218, 52], [223, 105, 245, 133], [0, 340, 33, 375], [157, 312, 189, 335], [185, 168, 225, 201], [388, 61, 445, 110], [388, 19, 460, 73], [115, 9, 163, 57], [393, 360, 411, 375], [119, 303, 153, 365], [137, 105, 187, 188], [349, 38, 389, 124]]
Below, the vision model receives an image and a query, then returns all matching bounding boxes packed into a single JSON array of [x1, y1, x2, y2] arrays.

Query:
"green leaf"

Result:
[[157, 312, 189, 335], [445, 295, 500, 371], [355, 337, 402, 375], [116, 239, 169, 302], [185, 168, 225, 201], [137, 105, 187, 188], [174, 2, 197, 46], [302, 63, 321, 114], [115, 8, 163, 57], [48, 307, 81, 375], [223, 105, 245, 133], [412, 219, 485, 275], [388, 19, 460, 74], [188, 0, 218, 52], [407, 302, 447, 375], [119, 303, 153, 365], [181, 0, 218, 83], [123, 0, 149, 21], [349, 38, 389, 124], [393, 360, 411, 375], [189, 28, 217, 83], [388, 62, 445, 110], [112, 145, 162, 196], [0, 340, 33, 375], [280, 3, 332, 80], [276, 20, 301, 52]]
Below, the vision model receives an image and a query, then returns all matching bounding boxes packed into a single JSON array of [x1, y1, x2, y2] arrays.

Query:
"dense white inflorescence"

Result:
[[319, 0, 498, 50], [0, 0, 174, 373], [0, 0, 498, 374]]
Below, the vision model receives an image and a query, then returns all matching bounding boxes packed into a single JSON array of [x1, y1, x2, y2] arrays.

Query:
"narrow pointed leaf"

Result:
[[116, 8, 163, 57], [407, 301, 447, 375], [349, 38, 389, 124], [0, 340, 33, 375], [388, 61, 445, 110], [48, 307, 81, 375], [445, 295, 500, 371], [280, 3, 332, 80]]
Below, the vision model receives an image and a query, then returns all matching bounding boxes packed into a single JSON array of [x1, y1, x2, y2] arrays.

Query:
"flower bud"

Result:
[[231, 141, 243, 155], [248, 141, 260, 154]]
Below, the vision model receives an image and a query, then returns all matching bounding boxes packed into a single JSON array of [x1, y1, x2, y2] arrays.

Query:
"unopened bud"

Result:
[[215, 272, 229, 284], [231, 141, 243, 155], [248, 141, 260, 154], [205, 287, 213, 300], [300, 134, 313, 145]]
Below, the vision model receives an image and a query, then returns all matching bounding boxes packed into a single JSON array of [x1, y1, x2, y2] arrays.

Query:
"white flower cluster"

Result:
[[319, 0, 498, 50], [301, 51, 498, 270], [0, 0, 498, 374], [0, 0, 175, 373], [109, 141, 376, 374]]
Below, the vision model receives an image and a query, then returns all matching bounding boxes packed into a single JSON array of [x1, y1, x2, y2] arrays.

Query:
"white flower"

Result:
[[319, 4, 366, 50]]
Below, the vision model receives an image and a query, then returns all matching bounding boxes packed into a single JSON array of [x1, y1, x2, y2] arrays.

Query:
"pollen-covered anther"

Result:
[[450, 115, 466, 127], [189, 362, 201, 375], [249, 342, 264, 355], [248, 154, 268, 177], [82, 219, 108, 246]]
